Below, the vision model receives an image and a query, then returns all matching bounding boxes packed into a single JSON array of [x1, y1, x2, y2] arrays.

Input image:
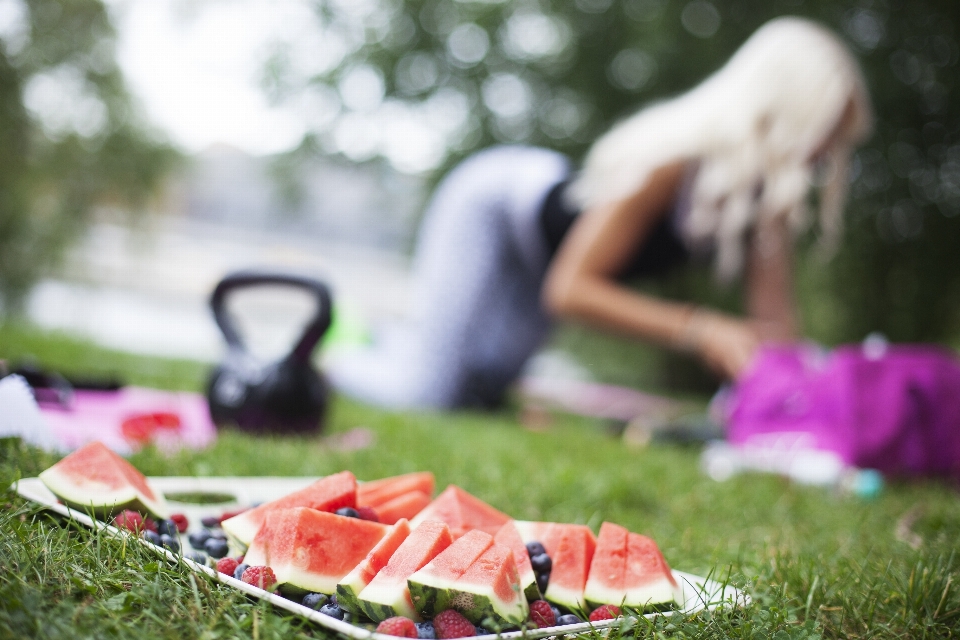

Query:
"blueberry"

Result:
[[201, 516, 221, 528], [328, 593, 338, 606], [475, 627, 488, 636], [550, 605, 561, 622], [536, 572, 550, 593], [526, 541, 546, 557], [302, 592, 328, 610], [319, 603, 345, 620], [186, 551, 207, 564], [209, 529, 228, 540], [530, 553, 552, 573], [233, 563, 250, 580], [415, 622, 436, 639], [157, 519, 179, 537], [335, 507, 359, 518], [143, 530, 162, 546], [204, 537, 229, 559], [160, 534, 180, 553], [557, 614, 582, 626], [188, 530, 211, 549]]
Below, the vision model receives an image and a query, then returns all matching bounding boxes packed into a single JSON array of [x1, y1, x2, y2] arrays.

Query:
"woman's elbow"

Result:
[[541, 269, 578, 318]]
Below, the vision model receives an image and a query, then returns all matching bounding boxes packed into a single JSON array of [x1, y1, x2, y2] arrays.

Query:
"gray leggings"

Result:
[[326, 146, 571, 409]]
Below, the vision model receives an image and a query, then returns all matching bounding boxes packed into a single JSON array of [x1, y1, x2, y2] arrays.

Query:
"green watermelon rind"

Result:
[[584, 580, 682, 612], [407, 573, 460, 619], [357, 582, 420, 622], [39, 467, 169, 520], [336, 570, 368, 617], [544, 582, 589, 614], [427, 583, 528, 629]]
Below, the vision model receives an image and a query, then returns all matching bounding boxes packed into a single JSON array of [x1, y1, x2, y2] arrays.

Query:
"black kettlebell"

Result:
[[206, 271, 332, 435]]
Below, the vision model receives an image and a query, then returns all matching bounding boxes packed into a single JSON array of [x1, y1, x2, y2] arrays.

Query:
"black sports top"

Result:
[[538, 179, 690, 279]]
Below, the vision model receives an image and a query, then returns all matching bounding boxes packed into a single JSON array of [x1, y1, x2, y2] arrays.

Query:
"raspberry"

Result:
[[588, 605, 621, 622], [170, 513, 189, 533], [219, 508, 248, 524], [113, 510, 148, 533], [357, 506, 380, 522], [241, 565, 277, 590], [216, 557, 239, 576], [433, 610, 475, 638], [529, 600, 556, 628], [376, 616, 418, 637]]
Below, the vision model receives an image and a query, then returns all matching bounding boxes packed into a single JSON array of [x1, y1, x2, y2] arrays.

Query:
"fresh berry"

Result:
[[433, 610, 476, 638], [204, 537, 229, 559], [143, 530, 162, 546], [113, 510, 149, 533], [550, 605, 561, 622], [474, 627, 488, 636], [188, 530, 211, 549], [357, 506, 379, 522], [170, 513, 189, 533], [335, 507, 360, 518], [186, 551, 207, 564], [160, 534, 180, 553], [201, 516, 221, 528], [216, 557, 240, 576], [415, 622, 436, 639], [328, 593, 338, 605], [233, 563, 250, 580], [530, 600, 556, 628], [157, 519, 179, 537], [319, 603, 345, 619], [536, 572, 549, 593], [376, 616, 418, 637], [241, 565, 277, 590], [219, 509, 247, 524], [209, 528, 228, 540], [302, 592, 328, 610], [525, 541, 546, 557], [588, 605, 621, 622], [530, 553, 552, 573], [557, 614, 582, 626]]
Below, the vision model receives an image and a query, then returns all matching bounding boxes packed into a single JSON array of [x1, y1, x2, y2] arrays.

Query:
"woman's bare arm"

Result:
[[744, 215, 799, 342]]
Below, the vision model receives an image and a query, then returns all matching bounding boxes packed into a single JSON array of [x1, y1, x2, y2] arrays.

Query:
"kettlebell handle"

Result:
[[210, 271, 333, 364]]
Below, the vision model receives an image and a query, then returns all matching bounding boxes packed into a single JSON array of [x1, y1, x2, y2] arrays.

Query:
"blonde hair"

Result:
[[569, 17, 874, 280]]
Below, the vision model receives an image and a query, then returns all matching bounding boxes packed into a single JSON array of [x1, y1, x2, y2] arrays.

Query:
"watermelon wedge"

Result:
[[449, 543, 529, 627], [410, 486, 510, 538], [357, 520, 453, 622], [407, 530, 495, 618], [514, 521, 596, 612], [337, 519, 412, 616], [373, 490, 431, 525], [358, 471, 435, 507], [584, 522, 681, 611], [494, 521, 540, 601], [39, 441, 169, 519], [222, 471, 357, 547], [242, 507, 388, 596]]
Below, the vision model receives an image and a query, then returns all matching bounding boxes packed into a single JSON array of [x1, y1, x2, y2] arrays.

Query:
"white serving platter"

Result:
[[15, 476, 748, 639]]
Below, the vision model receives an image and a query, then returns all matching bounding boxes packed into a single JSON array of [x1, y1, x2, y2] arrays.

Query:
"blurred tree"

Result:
[[0, 0, 177, 311], [270, 0, 959, 351]]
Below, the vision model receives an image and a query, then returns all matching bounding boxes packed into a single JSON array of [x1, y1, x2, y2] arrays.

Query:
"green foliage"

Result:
[[279, 0, 960, 346], [0, 0, 179, 311]]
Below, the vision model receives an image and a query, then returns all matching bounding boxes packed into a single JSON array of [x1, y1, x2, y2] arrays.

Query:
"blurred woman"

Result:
[[327, 17, 873, 410]]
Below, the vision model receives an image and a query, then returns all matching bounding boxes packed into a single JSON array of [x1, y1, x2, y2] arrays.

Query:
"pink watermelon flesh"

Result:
[[374, 490, 431, 525], [243, 507, 388, 595], [514, 521, 596, 612], [407, 530, 494, 617], [39, 441, 169, 518], [358, 472, 435, 507], [222, 471, 357, 547], [584, 522, 680, 610], [448, 543, 529, 626], [336, 519, 412, 615], [358, 520, 453, 621], [584, 522, 628, 605], [410, 485, 510, 538], [494, 521, 540, 601]]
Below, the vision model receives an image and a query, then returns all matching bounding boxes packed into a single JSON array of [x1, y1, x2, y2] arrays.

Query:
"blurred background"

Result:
[[1, 0, 958, 394]]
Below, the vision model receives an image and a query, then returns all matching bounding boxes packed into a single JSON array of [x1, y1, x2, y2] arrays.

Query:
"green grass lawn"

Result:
[[1, 322, 959, 639]]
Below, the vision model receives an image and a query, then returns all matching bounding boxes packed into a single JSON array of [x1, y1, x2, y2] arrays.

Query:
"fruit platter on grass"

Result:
[[15, 442, 746, 639]]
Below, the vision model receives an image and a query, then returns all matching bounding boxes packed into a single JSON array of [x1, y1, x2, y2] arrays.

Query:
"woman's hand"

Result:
[[683, 310, 762, 379]]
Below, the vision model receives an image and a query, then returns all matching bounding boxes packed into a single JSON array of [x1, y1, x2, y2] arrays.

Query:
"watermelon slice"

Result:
[[514, 521, 596, 612], [242, 507, 388, 596], [358, 471, 435, 507], [222, 471, 357, 547], [373, 490, 431, 525], [410, 485, 510, 538], [357, 520, 453, 622], [337, 519, 412, 616], [408, 530, 495, 618], [494, 521, 540, 601], [449, 543, 529, 627], [39, 441, 169, 519]]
